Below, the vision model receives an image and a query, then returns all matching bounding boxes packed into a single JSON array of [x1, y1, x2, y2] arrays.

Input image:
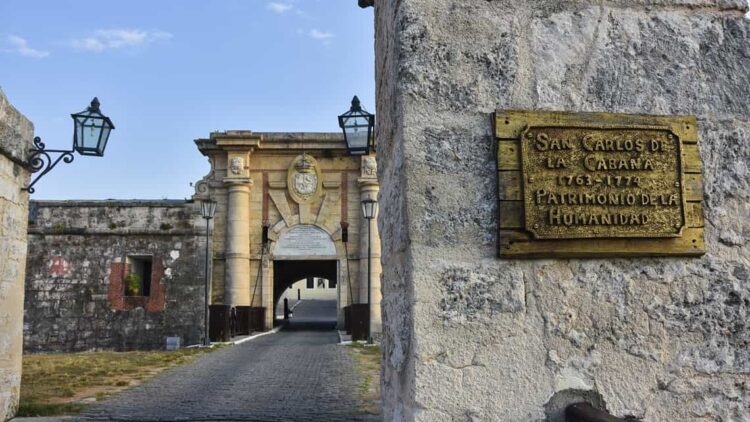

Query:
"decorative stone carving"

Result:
[[362, 156, 377, 178], [287, 153, 322, 203], [192, 157, 214, 199], [230, 156, 244, 175]]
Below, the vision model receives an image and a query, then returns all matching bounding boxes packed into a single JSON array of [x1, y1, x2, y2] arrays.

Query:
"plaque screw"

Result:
[[675, 223, 681, 229], [675, 182, 680, 187], [527, 133, 533, 138], [528, 177, 534, 183], [533, 223, 540, 229]]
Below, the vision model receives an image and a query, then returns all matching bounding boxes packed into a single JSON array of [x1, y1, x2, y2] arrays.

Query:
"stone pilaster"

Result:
[[358, 155, 382, 337]]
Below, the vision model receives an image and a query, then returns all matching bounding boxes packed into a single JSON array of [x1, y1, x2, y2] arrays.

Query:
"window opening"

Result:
[[125, 256, 152, 296]]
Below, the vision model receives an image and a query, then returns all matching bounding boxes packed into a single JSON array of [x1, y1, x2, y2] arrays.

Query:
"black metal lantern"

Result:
[[361, 197, 378, 220], [361, 196, 378, 344], [71, 97, 115, 157], [199, 198, 217, 346], [24, 97, 115, 193], [200, 199, 217, 220], [338, 96, 374, 156]]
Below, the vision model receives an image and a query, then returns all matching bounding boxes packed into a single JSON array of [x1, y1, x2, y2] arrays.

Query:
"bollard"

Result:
[[284, 298, 290, 320]]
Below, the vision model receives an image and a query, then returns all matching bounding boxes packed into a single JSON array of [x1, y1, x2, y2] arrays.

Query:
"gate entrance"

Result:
[[194, 131, 382, 337], [273, 260, 338, 330]]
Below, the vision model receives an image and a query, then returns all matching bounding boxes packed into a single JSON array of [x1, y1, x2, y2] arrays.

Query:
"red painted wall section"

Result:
[[108, 258, 166, 312]]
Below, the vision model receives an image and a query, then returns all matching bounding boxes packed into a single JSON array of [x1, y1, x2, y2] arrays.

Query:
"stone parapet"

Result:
[[24, 201, 207, 353]]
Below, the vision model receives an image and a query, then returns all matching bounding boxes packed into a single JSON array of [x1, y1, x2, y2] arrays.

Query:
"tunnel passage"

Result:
[[273, 260, 338, 330]]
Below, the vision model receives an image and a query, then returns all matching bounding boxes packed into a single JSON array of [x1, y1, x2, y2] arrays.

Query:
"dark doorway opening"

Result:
[[273, 260, 338, 331]]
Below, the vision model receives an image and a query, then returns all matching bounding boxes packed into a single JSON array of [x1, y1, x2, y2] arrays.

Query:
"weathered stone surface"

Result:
[[376, 1, 750, 420], [0, 88, 32, 422], [24, 201, 207, 352]]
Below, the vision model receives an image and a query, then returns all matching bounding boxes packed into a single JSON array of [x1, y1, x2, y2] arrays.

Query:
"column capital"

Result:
[[223, 177, 254, 188], [357, 178, 379, 189]]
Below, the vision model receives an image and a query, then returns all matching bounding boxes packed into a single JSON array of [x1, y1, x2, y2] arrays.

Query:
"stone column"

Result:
[[224, 153, 253, 307], [358, 155, 382, 337]]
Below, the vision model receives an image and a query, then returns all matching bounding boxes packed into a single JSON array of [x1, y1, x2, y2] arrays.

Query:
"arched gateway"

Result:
[[193, 131, 381, 334]]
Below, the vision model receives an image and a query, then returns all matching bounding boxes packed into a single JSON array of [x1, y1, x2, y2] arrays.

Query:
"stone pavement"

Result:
[[21, 301, 379, 422], [285, 300, 338, 331]]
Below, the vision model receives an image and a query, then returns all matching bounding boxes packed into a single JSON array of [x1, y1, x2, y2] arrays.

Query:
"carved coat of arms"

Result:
[[288, 154, 320, 202]]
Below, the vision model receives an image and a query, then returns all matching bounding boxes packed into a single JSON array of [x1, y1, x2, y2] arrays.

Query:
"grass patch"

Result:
[[19, 346, 221, 417], [347, 342, 382, 415], [16, 403, 87, 417]]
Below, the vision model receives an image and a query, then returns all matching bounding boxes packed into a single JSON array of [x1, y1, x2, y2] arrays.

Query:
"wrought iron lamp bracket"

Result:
[[23, 136, 75, 194]]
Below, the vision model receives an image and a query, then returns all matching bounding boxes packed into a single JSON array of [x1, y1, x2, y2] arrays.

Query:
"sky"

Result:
[[2, 2, 748, 199], [0, 1, 374, 199]]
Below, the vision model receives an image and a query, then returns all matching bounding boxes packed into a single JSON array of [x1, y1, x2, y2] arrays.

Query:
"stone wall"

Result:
[[0, 88, 32, 421], [376, 1, 750, 421], [25, 200, 207, 352]]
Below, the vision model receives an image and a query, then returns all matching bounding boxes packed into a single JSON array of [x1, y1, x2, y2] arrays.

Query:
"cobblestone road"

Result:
[[77, 301, 379, 421]]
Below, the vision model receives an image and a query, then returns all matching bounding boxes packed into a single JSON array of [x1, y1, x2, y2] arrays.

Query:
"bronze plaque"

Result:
[[495, 110, 705, 258], [521, 126, 685, 239]]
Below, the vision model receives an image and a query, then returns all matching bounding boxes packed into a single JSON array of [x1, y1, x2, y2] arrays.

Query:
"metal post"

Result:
[[367, 216, 373, 344], [204, 218, 211, 346]]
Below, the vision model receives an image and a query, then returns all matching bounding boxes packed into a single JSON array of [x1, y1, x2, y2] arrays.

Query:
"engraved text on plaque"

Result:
[[495, 110, 705, 258], [521, 126, 685, 239]]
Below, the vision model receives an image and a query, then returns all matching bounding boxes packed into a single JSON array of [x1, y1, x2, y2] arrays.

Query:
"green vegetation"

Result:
[[124, 272, 141, 296], [19, 347, 220, 417], [347, 343, 381, 415]]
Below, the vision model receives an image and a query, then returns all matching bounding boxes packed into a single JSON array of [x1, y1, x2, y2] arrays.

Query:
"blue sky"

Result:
[[0, 1, 374, 199]]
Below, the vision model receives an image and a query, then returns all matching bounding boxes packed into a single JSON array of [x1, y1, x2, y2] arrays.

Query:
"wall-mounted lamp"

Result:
[[338, 96, 375, 156], [24, 97, 115, 193]]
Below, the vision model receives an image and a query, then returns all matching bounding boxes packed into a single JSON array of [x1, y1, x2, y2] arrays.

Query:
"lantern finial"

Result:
[[351, 96, 361, 111], [89, 97, 100, 112]]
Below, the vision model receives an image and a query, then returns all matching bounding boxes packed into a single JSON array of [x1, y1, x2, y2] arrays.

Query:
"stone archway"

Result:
[[193, 131, 381, 336], [270, 224, 342, 328]]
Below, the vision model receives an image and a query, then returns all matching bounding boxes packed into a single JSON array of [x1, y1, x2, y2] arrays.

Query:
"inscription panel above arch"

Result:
[[273, 225, 337, 259]]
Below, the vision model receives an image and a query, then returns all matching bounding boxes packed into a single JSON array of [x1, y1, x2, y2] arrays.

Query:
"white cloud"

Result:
[[5, 35, 49, 58], [267, 2, 293, 13], [70, 29, 172, 52], [309, 29, 334, 42]]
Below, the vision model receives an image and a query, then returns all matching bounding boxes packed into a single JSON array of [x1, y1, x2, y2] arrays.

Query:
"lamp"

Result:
[[200, 198, 217, 346], [24, 97, 114, 193], [361, 197, 378, 344], [338, 96, 375, 156]]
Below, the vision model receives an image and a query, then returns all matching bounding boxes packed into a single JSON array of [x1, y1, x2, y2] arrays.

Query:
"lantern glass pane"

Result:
[[74, 117, 86, 151], [83, 121, 103, 150], [344, 115, 370, 149], [361, 199, 378, 219], [99, 126, 111, 154], [201, 200, 217, 219]]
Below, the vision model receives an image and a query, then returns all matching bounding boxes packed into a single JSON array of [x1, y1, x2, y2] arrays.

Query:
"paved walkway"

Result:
[[69, 301, 378, 421]]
